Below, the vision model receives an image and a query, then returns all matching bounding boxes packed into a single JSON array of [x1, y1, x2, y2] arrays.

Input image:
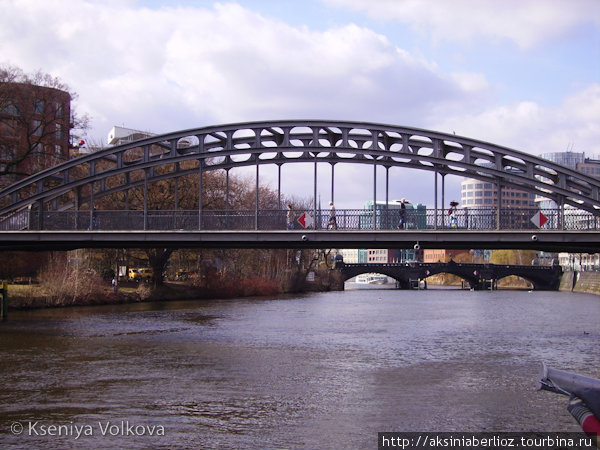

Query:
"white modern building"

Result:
[[107, 126, 155, 146]]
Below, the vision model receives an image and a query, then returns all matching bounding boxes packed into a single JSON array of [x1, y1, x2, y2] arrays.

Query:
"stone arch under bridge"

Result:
[[1, 120, 599, 222]]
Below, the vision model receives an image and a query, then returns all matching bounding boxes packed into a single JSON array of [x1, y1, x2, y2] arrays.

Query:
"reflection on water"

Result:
[[0, 289, 598, 449]]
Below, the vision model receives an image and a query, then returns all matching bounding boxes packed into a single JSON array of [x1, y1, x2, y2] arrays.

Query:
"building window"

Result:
[[1, 102, 19, 115], [0, 119, 16, 137], [34, 99, 44, 114], [55, 102, 64, 118], [55, 123, 63, 140], [33, 119, 42, 136]]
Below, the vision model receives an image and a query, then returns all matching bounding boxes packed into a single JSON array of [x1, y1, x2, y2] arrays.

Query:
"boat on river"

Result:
[[355, 274, 388, 284]]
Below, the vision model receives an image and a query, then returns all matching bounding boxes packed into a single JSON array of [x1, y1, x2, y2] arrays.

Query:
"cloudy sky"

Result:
[[1, 0, 599, 208]]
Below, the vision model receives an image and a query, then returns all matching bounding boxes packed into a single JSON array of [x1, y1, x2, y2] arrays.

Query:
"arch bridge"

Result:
[[338, 261, 563, 291], [0, 120, 599, 252]]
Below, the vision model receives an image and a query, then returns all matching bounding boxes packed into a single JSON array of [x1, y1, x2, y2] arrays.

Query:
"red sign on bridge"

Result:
[[530, 211, 548, 228]]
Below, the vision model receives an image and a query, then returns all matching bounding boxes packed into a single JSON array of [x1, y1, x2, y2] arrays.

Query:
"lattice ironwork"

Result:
[[1, 120, 599, 216]]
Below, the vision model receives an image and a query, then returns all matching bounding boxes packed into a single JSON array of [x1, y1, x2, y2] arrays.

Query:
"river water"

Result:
[[0, 286, 598, 449]]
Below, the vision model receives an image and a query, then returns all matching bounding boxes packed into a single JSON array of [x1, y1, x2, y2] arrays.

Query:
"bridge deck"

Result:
[[1, 230, 599, 252]]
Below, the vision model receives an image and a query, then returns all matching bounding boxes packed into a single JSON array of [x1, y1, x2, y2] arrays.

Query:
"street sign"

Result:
[[531, 211, 548, 228], [297, 212, 314, 228]]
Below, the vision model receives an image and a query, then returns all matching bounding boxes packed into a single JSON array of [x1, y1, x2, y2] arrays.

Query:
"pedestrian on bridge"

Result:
[[286, 204, 294, 230], [398, 198, 407, 229], [328, 201, 338, 229]]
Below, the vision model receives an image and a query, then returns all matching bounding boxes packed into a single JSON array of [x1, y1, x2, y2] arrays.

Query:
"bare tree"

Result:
[[0, 64, 89, 183]]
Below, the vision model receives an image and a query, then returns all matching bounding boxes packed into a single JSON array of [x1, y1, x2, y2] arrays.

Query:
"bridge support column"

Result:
[[1, 281, 8, 321]]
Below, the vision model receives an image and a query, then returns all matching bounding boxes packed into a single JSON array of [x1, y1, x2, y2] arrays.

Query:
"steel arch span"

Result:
[[1, 120, 599, 216]]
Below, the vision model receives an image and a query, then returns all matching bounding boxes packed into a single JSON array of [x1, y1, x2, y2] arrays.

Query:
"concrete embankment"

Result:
[[559, 270, 600, 295]]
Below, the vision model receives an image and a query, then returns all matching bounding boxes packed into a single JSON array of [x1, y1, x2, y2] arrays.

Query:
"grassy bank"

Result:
[[6, 277, 283, 310]]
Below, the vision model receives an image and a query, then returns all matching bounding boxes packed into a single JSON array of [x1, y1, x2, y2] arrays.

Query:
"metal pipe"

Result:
[[538, 363, 600, 396]]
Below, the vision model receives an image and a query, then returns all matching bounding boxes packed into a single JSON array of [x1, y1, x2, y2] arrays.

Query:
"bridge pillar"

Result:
[[1, 281, 7, 321]]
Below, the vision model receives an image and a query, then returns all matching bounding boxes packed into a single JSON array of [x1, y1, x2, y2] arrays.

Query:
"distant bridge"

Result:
[[337, 261, 563, 290]]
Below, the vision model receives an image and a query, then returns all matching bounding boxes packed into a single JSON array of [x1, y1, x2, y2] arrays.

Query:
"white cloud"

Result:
[[322, 0, 600, 49], [0, 0, 488, 143], [434, 84, 600, 157]]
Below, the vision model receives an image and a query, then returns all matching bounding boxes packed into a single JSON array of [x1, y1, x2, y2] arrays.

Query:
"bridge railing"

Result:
[[4, 207, 598, 231]]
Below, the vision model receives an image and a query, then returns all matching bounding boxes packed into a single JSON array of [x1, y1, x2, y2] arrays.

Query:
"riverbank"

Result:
[[7, 269, 600, 311], [559, 270, 600, 295], [5, 279, 282, 310]]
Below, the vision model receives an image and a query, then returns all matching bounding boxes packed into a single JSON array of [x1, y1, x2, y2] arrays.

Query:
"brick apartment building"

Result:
[[0, 82, 71, 189]]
